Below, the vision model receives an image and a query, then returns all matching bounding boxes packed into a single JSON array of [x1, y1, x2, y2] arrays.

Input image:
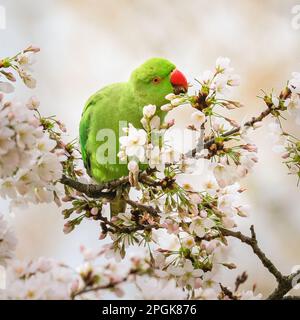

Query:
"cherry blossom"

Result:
[[0, 213, 17, 266], [119, 124, 147, 161], [289, 72, 300, 94], [189, 216, 215, 238], [136, 277, 187, 300], [285, 93, 300, 125], [143, 104, 156, 118], [167, 259, 203, 288], [191, 110, 206, 127]]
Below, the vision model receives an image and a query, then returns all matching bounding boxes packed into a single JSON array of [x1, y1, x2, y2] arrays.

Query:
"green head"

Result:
[[129, 57, 188, 108]]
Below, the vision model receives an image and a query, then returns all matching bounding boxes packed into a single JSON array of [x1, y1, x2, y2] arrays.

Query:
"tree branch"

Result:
[[204, 107, 273, 149], [188, 87, 291, 158], [60, 175, 118, 198], [220, 225, 299, 300], [267, 270, 300, 300], [220, 225, 283, 283], [71, 275, 130, 299], [125, 198, 159, 216], [185, 107, 273, 157], [60, 172, 158, 199]]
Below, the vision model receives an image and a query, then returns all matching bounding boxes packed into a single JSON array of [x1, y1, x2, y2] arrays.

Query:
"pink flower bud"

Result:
[[26, 96, 40, 110], [282, 152, 289, 159], [114, 287, 125, 298], [24, 45, 40, 53], [190, 193, 202, 205], [62, 196, 72, 202], [242, 144, 257, 152], [91, 207, 99, 216], [70, 279, 80, 293], [111, 216, 117, 223], [7, 111, 15, 121], [63, 222, 74, 234], [99, 232, 107, 240], [194, 278, 203, 289], [28, 118, 41, 127], [167, 119, 175, 127], [57, 121, 67, 133], [200, 210, 207, 218], [253, 121, 262, 129]]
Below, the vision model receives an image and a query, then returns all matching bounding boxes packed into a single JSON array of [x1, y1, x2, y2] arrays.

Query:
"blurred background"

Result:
[[0, 0, 300, 297]]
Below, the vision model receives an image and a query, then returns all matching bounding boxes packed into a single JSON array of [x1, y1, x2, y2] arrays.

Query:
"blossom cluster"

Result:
[[0, 46, 39, 93], [0, 242, 261, 300], [118, 103, 179, 177], [119, 57, 257, 188], [0, 94, 63, 208], [260, 72, 300, 180], [0, 258, 74, 299], [0, 243, 185, 300], [287, 72, 300, 125], [0, 213, 17, 266], [0, 46, 67, 208]]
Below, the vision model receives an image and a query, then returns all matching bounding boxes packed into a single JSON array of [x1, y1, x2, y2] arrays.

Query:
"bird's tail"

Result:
[[110, 187, 127, 216], [110, 198, 127, 216]]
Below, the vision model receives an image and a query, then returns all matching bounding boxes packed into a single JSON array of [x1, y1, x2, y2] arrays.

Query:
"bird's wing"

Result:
[[79, 82, 131, 182], [79, 93, 100, 173]]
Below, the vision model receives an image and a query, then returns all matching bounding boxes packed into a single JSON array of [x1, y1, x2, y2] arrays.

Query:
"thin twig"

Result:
[[60, 175, 118, 198], [60, 172, 157, 199], [125, 199, 159, 216], [220, 226, 283, 283], [220, 225, 300, 300], [72, 275, 130, 299], [186, 107, 273, 157]]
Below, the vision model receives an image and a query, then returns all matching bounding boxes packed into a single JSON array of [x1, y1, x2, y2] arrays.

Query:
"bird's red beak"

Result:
[[170, 69, 188, 93]]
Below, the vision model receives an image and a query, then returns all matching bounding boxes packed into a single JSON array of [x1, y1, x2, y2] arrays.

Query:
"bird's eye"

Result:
[[152, 76, 161, 84]]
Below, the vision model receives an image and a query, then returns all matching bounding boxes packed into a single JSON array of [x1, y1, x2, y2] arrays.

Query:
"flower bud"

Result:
[[99, 232, 107, 240], [26, 96, 40, 110], [91, 207, 99, 216], [24, 45, 40, 53], [171, 98, 183, 106], [165, 93, 176, 101], [63, 222, 74, 234], [128, 160, 139, 174], [143, 104, 156, 118], [161, 103, 172, 111]]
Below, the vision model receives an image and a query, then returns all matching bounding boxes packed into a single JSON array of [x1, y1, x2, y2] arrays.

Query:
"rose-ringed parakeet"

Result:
[[79, 58, 187, 213]]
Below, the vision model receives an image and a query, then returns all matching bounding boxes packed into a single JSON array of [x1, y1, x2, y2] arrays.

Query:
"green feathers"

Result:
[[79, 58, 176, 183]]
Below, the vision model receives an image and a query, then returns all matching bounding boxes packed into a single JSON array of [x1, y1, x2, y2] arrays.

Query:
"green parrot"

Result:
[[79, 58, 188, 212]]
